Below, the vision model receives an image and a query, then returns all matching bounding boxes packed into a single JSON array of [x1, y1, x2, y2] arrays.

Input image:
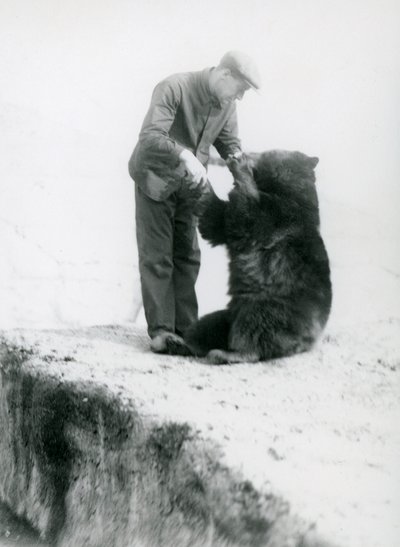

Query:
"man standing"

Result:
[[129, 50, 261, 353]]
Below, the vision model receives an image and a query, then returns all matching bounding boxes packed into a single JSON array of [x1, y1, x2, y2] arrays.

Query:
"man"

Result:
[[128, 50, 261, 353]]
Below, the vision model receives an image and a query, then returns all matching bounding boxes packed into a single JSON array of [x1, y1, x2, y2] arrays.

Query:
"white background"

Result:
[[0, 0, 399, 329]]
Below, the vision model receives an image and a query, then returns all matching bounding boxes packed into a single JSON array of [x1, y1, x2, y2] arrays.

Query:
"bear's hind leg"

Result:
[[163, 333, 193, 356], [184, 310, 231, 357]]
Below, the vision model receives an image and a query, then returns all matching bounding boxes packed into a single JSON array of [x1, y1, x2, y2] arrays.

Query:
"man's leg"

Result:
[[173, 192, 201, 336], [135, 184, 176, 338]]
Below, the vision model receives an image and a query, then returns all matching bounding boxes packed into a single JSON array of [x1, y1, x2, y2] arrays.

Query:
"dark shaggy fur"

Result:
[[168, 150, 332, 364]]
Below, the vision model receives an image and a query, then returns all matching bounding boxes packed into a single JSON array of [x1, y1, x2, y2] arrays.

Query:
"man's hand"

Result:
[[179, 149, 207, 187]]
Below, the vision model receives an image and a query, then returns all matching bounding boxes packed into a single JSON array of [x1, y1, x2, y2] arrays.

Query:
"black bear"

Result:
[[167, 150, 332, 364]]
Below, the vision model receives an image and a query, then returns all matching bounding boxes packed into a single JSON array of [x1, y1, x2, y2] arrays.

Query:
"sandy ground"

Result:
[[1, 317, 399, 547]]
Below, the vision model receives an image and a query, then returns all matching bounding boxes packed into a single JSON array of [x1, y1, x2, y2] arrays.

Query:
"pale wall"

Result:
[[1, 0, 399, 329]]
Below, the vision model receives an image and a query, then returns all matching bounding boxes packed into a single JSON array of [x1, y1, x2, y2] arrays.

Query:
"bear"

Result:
[[166, 150, 332, 364]]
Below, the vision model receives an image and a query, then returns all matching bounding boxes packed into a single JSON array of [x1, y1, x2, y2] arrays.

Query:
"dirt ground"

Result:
[[1, 317, 399, 547]]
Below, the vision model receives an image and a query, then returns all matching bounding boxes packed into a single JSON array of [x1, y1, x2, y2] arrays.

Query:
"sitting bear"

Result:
[[167, 150, 332, 364]]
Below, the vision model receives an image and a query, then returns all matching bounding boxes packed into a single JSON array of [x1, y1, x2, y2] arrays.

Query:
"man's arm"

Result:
[[139, 78, 207, 184], [138, 79, 185, 168]]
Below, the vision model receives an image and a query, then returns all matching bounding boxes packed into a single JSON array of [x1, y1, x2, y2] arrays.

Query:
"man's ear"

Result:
[[221, 67, 232, 79]]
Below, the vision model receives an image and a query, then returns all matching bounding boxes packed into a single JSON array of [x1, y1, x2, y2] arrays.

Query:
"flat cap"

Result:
[[219, 50, 261, 90]]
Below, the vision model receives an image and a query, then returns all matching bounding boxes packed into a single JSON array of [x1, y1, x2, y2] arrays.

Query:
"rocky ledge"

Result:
[[0, 320, 399, 547]]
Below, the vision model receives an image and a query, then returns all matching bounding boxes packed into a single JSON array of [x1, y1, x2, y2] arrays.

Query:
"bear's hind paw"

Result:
[[206, 349, 232, 365], [206, 349, 261, 364], [164, 334, 193, 357]]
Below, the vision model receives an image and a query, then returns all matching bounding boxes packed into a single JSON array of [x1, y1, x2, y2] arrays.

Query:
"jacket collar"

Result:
[[196, 67, 221, 108]]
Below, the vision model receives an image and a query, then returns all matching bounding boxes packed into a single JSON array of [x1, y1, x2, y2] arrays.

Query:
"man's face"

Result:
[[214, 71, 250, 105]]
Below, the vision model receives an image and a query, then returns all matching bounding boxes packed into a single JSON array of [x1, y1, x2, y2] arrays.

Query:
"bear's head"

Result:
[[252, 150, 318, 194], [228, 150, 320, 225]]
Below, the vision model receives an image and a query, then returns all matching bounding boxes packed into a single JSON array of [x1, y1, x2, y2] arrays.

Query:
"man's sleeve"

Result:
[[213, 105, 242, 160], [138, 78, 185, 168]]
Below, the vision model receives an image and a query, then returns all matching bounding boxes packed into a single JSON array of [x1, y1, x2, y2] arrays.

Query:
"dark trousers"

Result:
[[135, 184, 201, 338]]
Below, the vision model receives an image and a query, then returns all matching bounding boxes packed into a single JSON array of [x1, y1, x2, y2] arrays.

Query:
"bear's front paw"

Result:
[[206, 349, 230, 365]]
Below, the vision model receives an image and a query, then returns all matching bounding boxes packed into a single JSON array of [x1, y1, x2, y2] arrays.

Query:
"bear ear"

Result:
[[308, 156, 319, 168]]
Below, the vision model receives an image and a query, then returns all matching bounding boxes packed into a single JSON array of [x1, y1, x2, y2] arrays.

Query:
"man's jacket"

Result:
[[128, 68, 242, 201]]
